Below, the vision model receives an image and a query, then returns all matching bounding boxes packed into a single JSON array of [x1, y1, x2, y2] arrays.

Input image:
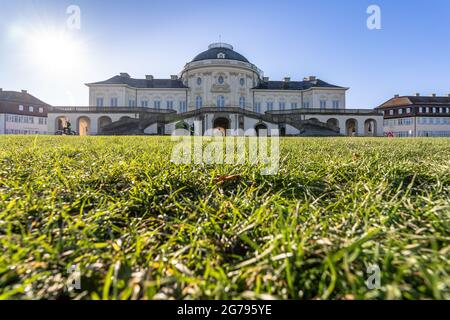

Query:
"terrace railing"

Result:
[[48, 105, 382, 116], [266, 108, 382, 115], [48, 106, 177, 114]]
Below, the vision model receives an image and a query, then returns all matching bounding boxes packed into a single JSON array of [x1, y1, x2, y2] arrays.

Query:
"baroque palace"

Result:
[[48, 43, 382, 136]]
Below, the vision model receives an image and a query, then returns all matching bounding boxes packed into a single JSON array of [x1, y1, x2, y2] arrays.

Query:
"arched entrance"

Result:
[[255, 123, 268, 136], [327, 118, 339, 128], [56, 116, 68, 131], [364, 119, 377, 136], [98, 116, 112, 133], [213, 117, 230, 136], [77, 116, 91, 136], [346, 119, 358, 136]]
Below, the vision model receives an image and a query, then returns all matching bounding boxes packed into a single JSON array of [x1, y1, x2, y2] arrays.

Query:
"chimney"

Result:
[[145, 75, 154, 80], [308, 76, 316, 81], [394, 94, 399, 98], [170, 75, 178, 80], [22, 89, 27, 94], [431, 93, 436, 97], [263, 77, 269, 82], [120, 72, 130, 78], [284, 77, 291, 82], [415, 93, 420, 96], [0, 88, 2, 92]]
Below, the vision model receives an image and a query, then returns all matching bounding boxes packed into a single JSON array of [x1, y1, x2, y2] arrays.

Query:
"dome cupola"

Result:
[[191, 43, 250, 63]]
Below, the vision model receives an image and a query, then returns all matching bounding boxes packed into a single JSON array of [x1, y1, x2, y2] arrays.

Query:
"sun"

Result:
[[27, 27, 86, 74]]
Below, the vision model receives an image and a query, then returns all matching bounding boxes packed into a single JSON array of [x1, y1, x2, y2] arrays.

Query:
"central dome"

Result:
[[192, 43, 250, 63]]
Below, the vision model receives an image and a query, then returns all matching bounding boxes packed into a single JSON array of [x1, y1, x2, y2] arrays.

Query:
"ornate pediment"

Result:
[[211, 84, 231, 93]]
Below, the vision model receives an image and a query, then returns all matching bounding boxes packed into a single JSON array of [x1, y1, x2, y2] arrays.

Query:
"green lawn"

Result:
[[0, 136, 449, 300]]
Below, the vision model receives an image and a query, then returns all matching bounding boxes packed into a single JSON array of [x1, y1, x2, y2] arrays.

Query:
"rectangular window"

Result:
[[291, 102, 297, 109], [320, 100, 327, 109], [39, 107, 43, 113], [141, 100, 148, 108], [19, 105, 24, 111], [406, 107, 411, 113], [179, 101, 186, 112], [398, 109, 403, 115], [303, 101, 310, 108], [111, 98, 118, 107], [332, 100, 340, 109], [279, 102, 285, 110], [96, 98, 104, 107], [166, 101, 173, 109], [154, 101, 161, 109], [29, 106, 34, 112], [389, 110, 394, 115], [266, 102, 273, 111]]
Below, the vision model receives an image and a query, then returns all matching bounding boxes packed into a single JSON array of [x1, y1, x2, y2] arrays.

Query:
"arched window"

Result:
[[239, 96, 245, 108], [217, 95, 225, 108], [197, 77, 202, 85], [196, 96, 202, 109], [218, 76, 224, 84]]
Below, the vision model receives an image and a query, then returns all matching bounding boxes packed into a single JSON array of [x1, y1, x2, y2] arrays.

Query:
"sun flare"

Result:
[[27, 28, 86, 74]]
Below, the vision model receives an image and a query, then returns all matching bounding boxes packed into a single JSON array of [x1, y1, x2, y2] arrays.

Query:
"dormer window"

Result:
[[217, 52, 226, 59]]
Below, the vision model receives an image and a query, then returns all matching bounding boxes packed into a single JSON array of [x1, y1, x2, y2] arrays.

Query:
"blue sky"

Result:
[[0, 0, 449, 108]]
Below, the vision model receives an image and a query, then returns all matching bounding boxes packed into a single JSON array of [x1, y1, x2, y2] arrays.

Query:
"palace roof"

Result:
[[0, 90, 49, 105], [253, 79, 345, 90], [87, 75, 188, 89], [377, 96, 450, 109]]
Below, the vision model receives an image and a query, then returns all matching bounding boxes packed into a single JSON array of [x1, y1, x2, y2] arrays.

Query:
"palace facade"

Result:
[[48, 43, 383, 136]]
